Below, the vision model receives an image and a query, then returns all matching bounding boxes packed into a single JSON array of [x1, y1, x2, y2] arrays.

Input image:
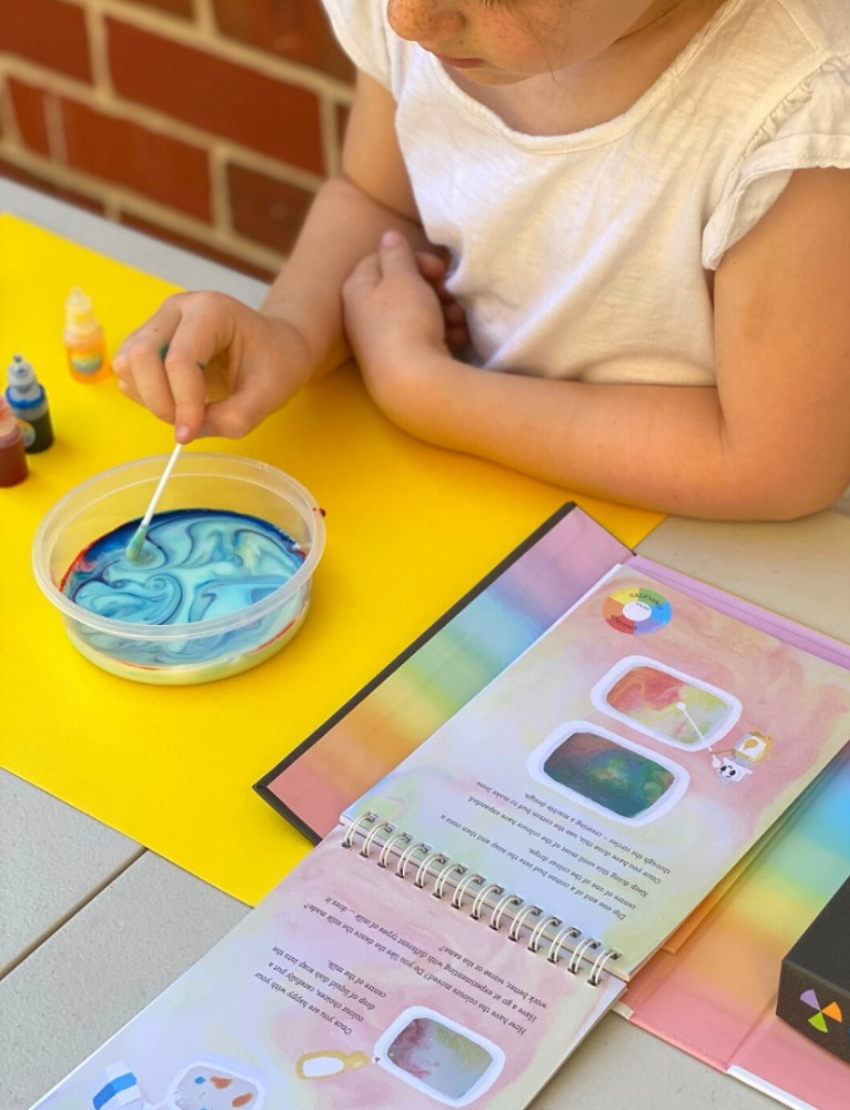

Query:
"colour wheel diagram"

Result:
[[603, 587, 672, 635], [800, 989, 843, 1033]]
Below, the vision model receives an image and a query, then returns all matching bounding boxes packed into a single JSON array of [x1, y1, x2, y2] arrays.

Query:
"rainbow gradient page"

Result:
[[261, 505, 631, 840], [624, 741, 850, 1109], [32, 824, 622, 1110], [349, 566, 850, 977]]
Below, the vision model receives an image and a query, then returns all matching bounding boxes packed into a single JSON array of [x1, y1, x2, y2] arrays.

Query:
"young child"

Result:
[[113, 0, 850, 520]]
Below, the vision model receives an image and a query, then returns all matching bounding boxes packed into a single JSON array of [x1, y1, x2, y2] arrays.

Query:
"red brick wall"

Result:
[[0, 0, 354, 279]]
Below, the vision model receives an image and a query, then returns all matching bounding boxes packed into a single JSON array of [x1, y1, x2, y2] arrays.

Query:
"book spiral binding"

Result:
[[342, 811, 621, 987]]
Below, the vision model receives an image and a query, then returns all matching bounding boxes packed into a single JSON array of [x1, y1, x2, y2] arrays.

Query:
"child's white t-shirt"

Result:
[[323, 0, 850, 398]]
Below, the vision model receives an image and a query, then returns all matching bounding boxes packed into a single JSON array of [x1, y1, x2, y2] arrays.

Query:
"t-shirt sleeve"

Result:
[[321, 0, 393, 88], [702, 56, 850, 269]]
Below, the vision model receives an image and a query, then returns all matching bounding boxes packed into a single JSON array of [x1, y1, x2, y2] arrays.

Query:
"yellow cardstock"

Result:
[[0, 214, 662, 904]]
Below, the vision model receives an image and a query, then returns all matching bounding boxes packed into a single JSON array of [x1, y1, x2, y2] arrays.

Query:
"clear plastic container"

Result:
[[33, 453, 326, 685]]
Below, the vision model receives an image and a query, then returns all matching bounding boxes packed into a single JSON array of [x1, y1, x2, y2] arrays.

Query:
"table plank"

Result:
[[0, 851, 248, 1110], [0, 772, 141, 976]]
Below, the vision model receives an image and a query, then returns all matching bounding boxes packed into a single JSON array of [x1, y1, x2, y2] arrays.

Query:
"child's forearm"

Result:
[[342, 172, 850, 521], [378, 352, 843, 521], [260, 177, 430, 380]]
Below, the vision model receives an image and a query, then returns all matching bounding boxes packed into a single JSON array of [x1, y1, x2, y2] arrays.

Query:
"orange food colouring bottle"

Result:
[[64, 287, 112, 384]]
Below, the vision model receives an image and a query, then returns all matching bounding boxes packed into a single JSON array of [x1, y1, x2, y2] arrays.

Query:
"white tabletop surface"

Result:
[[4, 177, 848, 1110]]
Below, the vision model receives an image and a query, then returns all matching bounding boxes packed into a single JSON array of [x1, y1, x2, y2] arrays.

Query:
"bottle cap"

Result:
[[66, 287, 97, 331], [7, 354, 38, 396]]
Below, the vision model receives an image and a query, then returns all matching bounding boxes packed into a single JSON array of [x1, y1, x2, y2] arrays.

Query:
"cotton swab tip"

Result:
[[125, 526, 147, 562], [123, 442, 183, 561]]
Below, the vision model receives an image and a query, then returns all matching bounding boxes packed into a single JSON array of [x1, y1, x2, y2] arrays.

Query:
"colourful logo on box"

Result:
[[800, 989, 843, 1033]]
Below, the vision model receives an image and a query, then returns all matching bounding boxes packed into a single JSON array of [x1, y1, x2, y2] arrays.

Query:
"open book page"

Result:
[[32, 824, 621, 1110], [257, 504, 632, 841], [348, 566, 850, 978]]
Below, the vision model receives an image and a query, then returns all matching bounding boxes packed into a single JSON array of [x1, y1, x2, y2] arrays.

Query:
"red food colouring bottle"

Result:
[[0, 394, 29, 487]]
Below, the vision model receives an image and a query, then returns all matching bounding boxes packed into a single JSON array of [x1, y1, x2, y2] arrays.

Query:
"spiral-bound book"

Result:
[[254, 503, 850, 1109], [31, 518, 850, 1109]]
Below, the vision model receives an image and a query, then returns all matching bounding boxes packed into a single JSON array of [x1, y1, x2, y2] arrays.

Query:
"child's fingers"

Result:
[[414, 250, 447, 282], [201, 389, 268, 440], [446, 324, 470, 351], [113, 299, 185, 423], [163, 350, 212, 445], [164, 300, 244, 442], [115, 294, 229, 442], [443, 302, 467, 327], [378, 230, 419, 276], [342, 253, 381, 304], [413, 257, 460, 308]]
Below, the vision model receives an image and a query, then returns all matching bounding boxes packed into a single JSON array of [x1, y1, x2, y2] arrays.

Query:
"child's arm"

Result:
[[112, 73, 453, 442], [343, 167, 850, 521]]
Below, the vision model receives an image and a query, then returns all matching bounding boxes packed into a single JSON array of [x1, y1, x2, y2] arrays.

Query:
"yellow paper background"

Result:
[[0, 215, 662, 904]]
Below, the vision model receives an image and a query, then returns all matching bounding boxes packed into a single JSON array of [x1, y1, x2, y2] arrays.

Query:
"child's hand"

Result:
[[412, 249, 469, 354], [342, 231, 467, 388], [113, 293, 313, 443]]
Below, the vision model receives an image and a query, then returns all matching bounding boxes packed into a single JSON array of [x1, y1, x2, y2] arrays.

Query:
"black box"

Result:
[[777, 875, 850, 1064]]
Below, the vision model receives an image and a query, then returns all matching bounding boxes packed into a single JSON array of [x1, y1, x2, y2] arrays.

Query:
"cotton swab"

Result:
[[675, 700, 707, 743], [125, 442, 183, 561]]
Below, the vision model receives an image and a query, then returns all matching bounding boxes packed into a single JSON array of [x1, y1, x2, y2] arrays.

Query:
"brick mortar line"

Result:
[[42, 92, 68, 165], [63, 0, 356, 102], [85, 2, 114, 96], [209, 144, 232, 236], [0, 64, 21, 144], [209, 137, 326, 195], [102, 194, 122, 223], [194, 0, 218, 36], [0, 145, 287, 273], [119, 196, 287, 273], [0, 56, 329, 192]]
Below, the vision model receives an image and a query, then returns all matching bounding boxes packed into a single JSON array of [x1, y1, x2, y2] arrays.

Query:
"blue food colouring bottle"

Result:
[[6, 354, 54, 452]]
